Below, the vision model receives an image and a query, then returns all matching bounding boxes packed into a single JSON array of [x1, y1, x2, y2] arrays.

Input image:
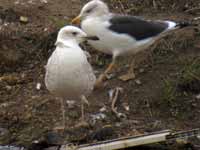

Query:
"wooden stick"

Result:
[[63, 130, 170, 150]]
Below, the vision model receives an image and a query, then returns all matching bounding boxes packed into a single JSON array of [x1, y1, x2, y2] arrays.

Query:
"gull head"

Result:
[[55, 26, 99, 46], [71, 0, 109, 24]]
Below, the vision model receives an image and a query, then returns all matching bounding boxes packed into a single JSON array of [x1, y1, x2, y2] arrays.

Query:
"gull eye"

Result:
[[72, 32, 78, 36], [85, 5, 97, 14], [86, 8, 93, 13]]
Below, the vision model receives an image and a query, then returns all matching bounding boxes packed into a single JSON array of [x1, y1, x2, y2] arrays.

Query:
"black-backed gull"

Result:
[[71, 0, 190, 86]]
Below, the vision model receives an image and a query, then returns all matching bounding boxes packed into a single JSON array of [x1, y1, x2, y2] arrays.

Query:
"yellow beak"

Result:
[[71, 15, 81, 25]]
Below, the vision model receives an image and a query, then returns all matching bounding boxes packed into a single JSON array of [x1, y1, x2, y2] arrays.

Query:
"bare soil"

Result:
[[0, 0, 200, 149]]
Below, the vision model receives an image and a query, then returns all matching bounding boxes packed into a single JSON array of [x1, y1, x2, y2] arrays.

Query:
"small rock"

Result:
[[0, 103, 7, 108], [20, 16, 28, 23], [116, 113, 127, 118], [91, 113, 106, 120], [0, 127, 9, 136], [0, 102, 14, 108], [36, 83, 41, 90], [192, 103, 197, 107], [196, 94, 200, 100], [44, 28, 48, 32], [90, 113, 107, 125], [99, 106, 107, 112], [66, 100, 76, 108], [28, 0, 34, 4], [193, 17, 200, 21], [4, 23, 9, 26], [41, 0, 48, 3], [123, 103, 130, 111], [135, 79, 142, 85], [14, 1, 20, 5], [139, 68, 145, 73], [21, 73, 26, 78], [108, 89, 115, 100], [5, 85, 12, 91]]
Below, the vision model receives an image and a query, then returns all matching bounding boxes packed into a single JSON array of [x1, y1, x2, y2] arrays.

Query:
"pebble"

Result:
[[99, 106, 107, 112], [116, 113, 127, 119], [196, 94, 200, 100], [14, 1, 20, 5], [44, 28, 48, 32], [66, 100, 76, 108], [0, 102, 14, 108], [90, 113, 107, 125], [36, 83, 41, 90], [135, 79, 142, 85], [123, 103, 130, 111], [139, 68, 145, 73], [0, 127, 9, 136], [19, 16, 28, 23], [40, 0, 48, 3], [5, 85, 12, 91], [108, 89, 115, 100]]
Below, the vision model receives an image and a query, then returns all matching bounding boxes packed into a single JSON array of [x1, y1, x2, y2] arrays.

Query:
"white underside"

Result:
[[81, 15, 177, 58], [45, 44, 96, 100]]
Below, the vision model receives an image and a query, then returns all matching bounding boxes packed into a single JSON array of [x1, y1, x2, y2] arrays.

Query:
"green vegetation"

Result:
[[160, 58, 200, 118], [48, 16, 67, 28], [179, 58, 200, 84]]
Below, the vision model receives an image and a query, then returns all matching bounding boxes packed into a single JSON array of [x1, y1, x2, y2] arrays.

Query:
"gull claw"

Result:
[[118, 72, 136, 81], [110, 87, 124, 118]]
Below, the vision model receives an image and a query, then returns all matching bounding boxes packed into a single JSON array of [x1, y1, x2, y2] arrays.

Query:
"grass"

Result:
[[162, 57, 200, 100], [179, 58, 200, 83], [159, 57, 200, 118], [162, 79, 177, 104], [48, 16, 67, 28]]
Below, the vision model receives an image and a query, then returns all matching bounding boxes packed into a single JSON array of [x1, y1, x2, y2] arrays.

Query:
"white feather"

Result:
[[45, 41, 96, 100]]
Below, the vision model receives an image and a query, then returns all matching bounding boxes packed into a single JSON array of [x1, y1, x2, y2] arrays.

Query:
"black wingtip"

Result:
[[176, 21, 198, 28]]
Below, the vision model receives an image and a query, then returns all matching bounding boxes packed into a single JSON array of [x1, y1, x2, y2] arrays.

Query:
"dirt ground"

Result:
[[0, 0, 200, 149]]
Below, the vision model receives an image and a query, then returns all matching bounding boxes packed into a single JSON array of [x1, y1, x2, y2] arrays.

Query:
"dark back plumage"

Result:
[[108, 15, 169, 41]]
